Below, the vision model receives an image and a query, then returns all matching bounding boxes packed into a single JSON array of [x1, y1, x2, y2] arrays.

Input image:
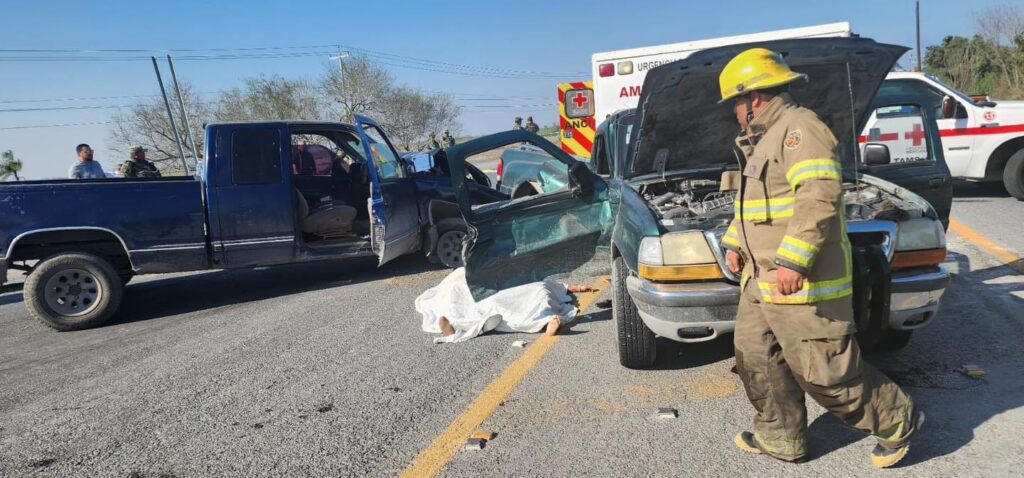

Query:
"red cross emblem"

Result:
[[572, 92, 589, 109], [904, 123, 926, 146]]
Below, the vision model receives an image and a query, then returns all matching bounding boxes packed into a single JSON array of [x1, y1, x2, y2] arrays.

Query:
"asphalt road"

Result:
[[1, 185, 1023, 477]]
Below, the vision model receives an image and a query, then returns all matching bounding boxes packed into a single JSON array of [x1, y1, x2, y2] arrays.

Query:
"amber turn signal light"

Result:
[[891, 247, 947, 270]]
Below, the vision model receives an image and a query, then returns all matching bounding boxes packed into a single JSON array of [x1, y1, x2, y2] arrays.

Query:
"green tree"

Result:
[[1, 150, 23, 181], [925, 5, 1024, 99]]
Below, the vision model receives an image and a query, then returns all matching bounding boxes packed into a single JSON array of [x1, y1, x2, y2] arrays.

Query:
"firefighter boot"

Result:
[[870, 409, 925, 468], [734, 431, 808, 463]]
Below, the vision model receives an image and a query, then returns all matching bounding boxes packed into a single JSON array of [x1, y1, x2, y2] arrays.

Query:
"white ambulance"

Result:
[[590, 22, 853, 122]]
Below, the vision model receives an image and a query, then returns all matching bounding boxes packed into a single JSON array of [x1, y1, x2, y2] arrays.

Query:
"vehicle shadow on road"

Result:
[[649, 335, 735, 371], [808, 250, 1024, 465], [109, 255, 445, 327], [951, 179, 1010, 199]]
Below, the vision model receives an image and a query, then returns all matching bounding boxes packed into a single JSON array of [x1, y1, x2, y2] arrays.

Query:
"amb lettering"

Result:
[[619, 85, 642, 98]]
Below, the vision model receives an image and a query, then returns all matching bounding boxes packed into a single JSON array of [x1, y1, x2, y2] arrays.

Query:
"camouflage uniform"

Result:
[[512, 117, 523, 130], [122, 146, 161, 178], [424, 133, 441, 151], [524, 116, 539, 134], [442, 132, 456, 148], [722, 93, 914, 460]]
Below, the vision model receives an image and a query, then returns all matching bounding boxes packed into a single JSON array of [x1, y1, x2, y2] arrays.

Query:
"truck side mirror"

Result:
[[864, 143, 891, 166], [569, 160, 595, 196], [941, 96, 957, 119]]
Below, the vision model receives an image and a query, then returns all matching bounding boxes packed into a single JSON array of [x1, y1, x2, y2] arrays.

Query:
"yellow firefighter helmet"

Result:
[[719, 48, 807, 103]]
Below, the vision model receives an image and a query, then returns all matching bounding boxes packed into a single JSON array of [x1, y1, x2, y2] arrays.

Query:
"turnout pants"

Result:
[[734, 280, 913, 458]]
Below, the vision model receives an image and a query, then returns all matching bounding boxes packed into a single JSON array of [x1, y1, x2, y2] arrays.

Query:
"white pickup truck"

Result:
[[869, 72, 1024, 199]]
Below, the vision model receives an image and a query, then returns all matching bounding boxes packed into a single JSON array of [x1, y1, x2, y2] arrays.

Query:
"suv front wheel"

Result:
[[613, 256, 656, 368]]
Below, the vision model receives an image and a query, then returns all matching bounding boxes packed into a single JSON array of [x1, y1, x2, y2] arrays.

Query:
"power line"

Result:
[[0, 120, 115, 131], [0, 91, 220, 104]]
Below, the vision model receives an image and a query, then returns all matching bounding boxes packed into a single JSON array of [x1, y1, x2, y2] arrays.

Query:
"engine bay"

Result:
[[637, 176, 928, 230]]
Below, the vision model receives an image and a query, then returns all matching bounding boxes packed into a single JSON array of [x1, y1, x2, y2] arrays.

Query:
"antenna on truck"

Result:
[[151, 56, 190, 175]]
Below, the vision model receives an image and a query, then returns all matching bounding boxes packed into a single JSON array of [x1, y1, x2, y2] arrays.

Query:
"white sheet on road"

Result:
[[416, 268, 578, 343]]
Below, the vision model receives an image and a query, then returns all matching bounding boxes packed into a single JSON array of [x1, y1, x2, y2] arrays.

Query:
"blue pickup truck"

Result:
[[0, 116, 505, 330]]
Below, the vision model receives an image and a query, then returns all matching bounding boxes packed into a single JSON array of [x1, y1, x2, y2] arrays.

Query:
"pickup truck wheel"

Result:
[[434, 219, 468, 269], [613, 256, 656, 368], [1003, 149, 1024, 200], [24, 253, 123, 331]]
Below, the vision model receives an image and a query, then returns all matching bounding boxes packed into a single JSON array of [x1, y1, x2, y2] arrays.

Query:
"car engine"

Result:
[[639, 177, 928, 231]]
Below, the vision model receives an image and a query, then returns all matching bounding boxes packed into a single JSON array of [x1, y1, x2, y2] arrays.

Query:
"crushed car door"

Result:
[[354, 115, 422, 265], [448, 130, 614, 300]]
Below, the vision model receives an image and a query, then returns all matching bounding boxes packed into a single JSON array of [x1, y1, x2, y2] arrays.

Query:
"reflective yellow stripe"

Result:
[[738, 197, 795, 221], [786, 159, 842, 188], [758, 274, 853, 304], [776, 235, 819, 268], [723, 225, 741, 248]]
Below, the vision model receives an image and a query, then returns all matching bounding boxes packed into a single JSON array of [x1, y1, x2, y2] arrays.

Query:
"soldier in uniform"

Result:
[[121, 146, 161, 178], [424, 132, 441, 151], [718, 48, 922, 468], [442, 130, 456, 149], [524, 116, 539, 133], [512, 116, 524, 130]]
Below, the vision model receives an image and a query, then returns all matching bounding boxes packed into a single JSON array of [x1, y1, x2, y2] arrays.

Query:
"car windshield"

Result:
[[924, 73, 978, 104]]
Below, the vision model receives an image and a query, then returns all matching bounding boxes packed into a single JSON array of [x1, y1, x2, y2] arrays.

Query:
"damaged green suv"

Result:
[[446, 37, 951, 369]]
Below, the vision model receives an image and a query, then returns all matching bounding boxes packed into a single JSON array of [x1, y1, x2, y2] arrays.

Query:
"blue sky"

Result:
[[0, 0, 1010, 179]]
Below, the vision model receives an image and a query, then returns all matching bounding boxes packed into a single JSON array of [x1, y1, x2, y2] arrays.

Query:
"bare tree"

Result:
[[215, 75, 327, 122], [321, 56, 462, 150], [109, 82, 210, 173], [973, 4, 1024, 46]]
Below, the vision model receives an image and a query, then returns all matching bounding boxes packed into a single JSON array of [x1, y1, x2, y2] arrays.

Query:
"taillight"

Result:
[[598, 63, 615, 77], [496, 158, 503, 181]]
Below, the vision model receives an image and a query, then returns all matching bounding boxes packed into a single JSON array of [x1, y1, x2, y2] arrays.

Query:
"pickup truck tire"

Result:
[[434, 219, 468, 269], [24, 252, 124, 331], [1003, 149, 1024, 200], [613, 256, 656, 368]]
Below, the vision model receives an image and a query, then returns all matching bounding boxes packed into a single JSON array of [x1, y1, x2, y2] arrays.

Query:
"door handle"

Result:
[[928, 178, 945, 188]]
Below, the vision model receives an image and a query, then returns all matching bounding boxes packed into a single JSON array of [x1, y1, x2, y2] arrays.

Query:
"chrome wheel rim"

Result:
[[437, 230, 467, 268], [43, 268, 102, 317]]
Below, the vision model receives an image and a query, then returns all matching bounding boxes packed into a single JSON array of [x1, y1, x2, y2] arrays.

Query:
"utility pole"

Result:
[[329, 49, 350, 118], [916, 0, 922, 72]]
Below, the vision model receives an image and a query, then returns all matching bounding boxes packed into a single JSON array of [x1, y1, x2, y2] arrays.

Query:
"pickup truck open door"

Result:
[[353, 115, 422, 265], [447, 131, 613, 300], [859, 93, 953, 227]]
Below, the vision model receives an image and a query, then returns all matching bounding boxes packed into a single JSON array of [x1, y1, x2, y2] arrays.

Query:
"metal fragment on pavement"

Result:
[[511, 340, 529, 348], [471, 430, 496, 441], [655, 407, 678, 419], [464, 438, 486, 450], [960, 365, 986, 377]]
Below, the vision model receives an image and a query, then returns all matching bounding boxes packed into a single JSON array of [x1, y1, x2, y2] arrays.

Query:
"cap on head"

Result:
[[429, 132, 436, 137], [718, 48, 807, 103], [526, 116, 533, 121], [444, 130, 450, 134], [514, 116, 522, 121], [130, 145, 147, 154]]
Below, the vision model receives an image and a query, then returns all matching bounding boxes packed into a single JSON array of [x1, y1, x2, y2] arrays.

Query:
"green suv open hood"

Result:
[[627, 37, 908, 178]]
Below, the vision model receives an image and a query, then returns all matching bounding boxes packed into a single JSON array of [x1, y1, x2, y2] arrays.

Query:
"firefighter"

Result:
[[718, 48, 922, 468], [424, 132, 441, 151], [442, 130, 456, 149], [512, 116, 524, 130], [121, 146, 161, 178], [524, 116, 539, 133]]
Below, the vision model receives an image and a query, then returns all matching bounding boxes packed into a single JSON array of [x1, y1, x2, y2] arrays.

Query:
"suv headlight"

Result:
[[892, 218, 947, 269], [637, 232, 724, 281]]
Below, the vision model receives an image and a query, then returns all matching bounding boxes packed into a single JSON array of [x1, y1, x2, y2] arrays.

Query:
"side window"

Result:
[[490, 143, 570, 201], [863, 104, 932, 164], [361, 124, 405, 180], [592, 137, 610, 176], [232, 129, 281, 185], [290, 134, 340, 176]]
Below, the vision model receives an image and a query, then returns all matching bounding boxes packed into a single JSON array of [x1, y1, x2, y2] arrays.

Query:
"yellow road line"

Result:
[[401, 276, 610, 478], [949, 218, 1024, 274]]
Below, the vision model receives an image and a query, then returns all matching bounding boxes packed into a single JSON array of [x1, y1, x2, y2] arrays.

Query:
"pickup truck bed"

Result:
[[1, 177, 208, 279]]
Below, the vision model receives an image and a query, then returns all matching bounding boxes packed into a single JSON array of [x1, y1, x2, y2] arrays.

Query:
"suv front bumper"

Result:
[[625, 265, 950, 343], [625, 276, 739, 343], [888, 267, 950, 330]]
